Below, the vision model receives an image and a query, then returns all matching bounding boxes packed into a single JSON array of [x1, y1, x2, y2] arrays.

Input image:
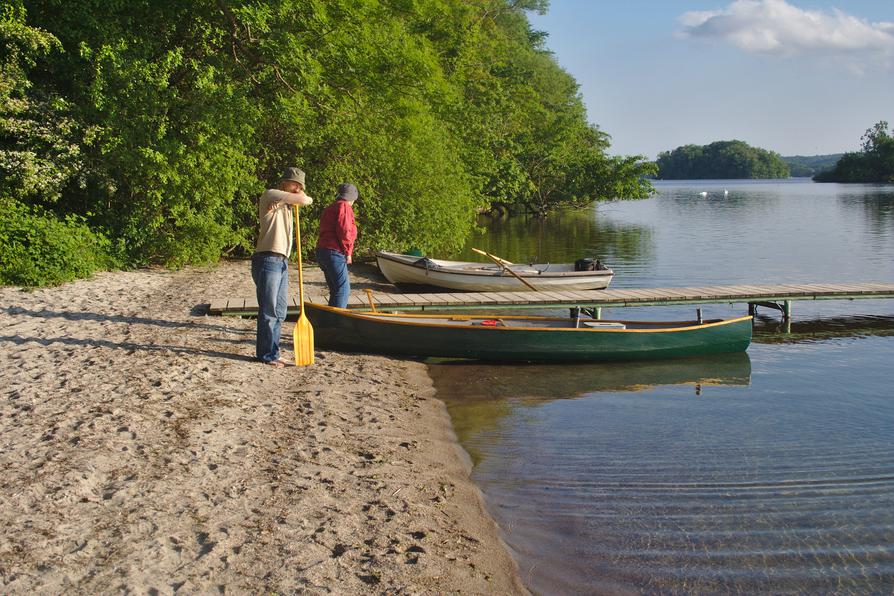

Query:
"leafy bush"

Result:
[[0, 197, 116, 286]]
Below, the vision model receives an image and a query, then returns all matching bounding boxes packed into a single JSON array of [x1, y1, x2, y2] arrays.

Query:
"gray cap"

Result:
[[336, 183, 359, 202], [279, 167, 306, 186]]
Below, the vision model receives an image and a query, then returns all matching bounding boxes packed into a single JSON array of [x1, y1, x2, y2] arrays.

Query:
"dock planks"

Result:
[[208, 282, 894, 316]]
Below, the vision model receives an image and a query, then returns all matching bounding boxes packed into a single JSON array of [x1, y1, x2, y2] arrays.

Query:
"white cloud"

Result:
[[678, 0, 894, 55]]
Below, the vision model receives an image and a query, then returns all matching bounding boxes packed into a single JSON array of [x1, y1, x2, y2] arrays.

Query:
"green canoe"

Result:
[[303, 303, 752, 363]]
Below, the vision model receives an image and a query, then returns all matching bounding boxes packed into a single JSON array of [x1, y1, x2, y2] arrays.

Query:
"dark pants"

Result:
[[251, 252, 289, 362], [315, 247, 350, 308]]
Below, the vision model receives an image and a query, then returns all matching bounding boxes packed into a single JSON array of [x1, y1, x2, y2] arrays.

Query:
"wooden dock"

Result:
[[208, 282, 894, 319]]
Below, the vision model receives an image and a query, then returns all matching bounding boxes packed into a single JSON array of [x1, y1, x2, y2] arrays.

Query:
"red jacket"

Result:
[[316, 200, 357, 257]]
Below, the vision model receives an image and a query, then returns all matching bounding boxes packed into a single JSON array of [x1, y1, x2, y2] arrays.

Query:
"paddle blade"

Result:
[[293, 312, 314, 366]]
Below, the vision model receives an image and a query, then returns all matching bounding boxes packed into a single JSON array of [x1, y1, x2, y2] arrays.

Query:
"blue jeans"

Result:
[[316, 247, 350, 308], [251, 252, 289, 362]]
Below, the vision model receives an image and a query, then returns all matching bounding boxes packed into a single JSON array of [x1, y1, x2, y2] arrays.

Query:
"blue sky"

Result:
[[527, 0, 894, 159]]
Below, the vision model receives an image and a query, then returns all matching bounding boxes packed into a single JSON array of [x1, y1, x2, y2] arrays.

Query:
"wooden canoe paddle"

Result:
[[472, 247, 539, 291], [292, 205, 314, 365]]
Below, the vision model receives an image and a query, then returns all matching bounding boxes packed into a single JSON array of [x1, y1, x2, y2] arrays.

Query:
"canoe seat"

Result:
[[477, 318, 507, 327], [583, 321, 626, 329]]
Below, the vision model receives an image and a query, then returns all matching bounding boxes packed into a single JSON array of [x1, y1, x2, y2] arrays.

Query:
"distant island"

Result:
[[814, 121, 894, 183], [655, 140, 789, 180]]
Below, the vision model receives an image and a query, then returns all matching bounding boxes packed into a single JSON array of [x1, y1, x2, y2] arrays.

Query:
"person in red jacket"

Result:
[[315, 183, 358, 308]]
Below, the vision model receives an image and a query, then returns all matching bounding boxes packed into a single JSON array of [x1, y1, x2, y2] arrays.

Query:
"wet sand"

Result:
[[0, 260, 525, 594]]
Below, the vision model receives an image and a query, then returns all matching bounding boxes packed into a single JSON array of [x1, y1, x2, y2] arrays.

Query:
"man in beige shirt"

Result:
[[252, 167, 313, 367]]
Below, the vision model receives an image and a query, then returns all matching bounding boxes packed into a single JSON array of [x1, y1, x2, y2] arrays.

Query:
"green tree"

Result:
[[3, 0, 658, 286], [815, 121, 894, 183], [1, 0, 83, 204], [1, 1, 114, 285], [433, 2, 653, 215]]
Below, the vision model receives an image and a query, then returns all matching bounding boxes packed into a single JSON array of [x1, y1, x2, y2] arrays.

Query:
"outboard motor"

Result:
[[575, 258, 597, 271], [576, 258, 609, 271]]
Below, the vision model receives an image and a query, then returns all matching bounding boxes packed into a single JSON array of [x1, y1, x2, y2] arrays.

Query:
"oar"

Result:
[[473, 248, 513, 266], [292, 205, 314, 366], [472, 247, 539, 291]]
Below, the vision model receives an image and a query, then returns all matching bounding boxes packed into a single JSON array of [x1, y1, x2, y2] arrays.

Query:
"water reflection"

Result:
[[452, 209, 655, 269], [754, 313, 894, 343], [434, 353, 751, 468], [838, 191, 894, 241], [652, 183, 783, 217], [437, 341, 894, 595], [434, 352, 751, 403], [449, 180, 894, 288], [435, 180, 894, 595]]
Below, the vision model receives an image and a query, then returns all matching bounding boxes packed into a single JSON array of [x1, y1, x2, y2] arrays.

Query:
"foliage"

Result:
[[656, 140, 789, 180], [0, 0, 58, 100], [782, 154, 843, 177], [432, 4, 654, 215], [0, 196, 115, 286], [1, 1, 84, 203], [815, 121, 894, 183], [4, 0, 654, 286]]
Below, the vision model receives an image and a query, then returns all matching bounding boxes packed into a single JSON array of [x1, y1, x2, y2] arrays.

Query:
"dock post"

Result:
[[783, 300, 792, 320], [595, 306, 602, 320]]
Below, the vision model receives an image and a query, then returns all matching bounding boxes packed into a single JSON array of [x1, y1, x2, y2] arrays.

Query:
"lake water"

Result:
[[432, 179, 894, 595]]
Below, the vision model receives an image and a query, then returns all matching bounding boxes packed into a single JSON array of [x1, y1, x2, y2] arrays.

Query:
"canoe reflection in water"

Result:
[[431, 351, 752, 402], [432, 352, 752, 467]]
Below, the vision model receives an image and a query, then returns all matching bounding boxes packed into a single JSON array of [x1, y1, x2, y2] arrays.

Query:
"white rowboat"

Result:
[[375, 250, 614, 292]]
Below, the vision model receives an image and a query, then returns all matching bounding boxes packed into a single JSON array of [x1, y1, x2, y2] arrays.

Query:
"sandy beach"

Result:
[[0, 260, 525, 594]]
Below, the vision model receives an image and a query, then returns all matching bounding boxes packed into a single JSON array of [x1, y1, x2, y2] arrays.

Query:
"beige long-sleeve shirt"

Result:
[[254, 189, 313, 257]]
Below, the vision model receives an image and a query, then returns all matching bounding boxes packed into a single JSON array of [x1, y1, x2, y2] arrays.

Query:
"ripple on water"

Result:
[[480, 450, 894, 595], [437, 342, 894, 595], [442, 182, 894, 595]]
